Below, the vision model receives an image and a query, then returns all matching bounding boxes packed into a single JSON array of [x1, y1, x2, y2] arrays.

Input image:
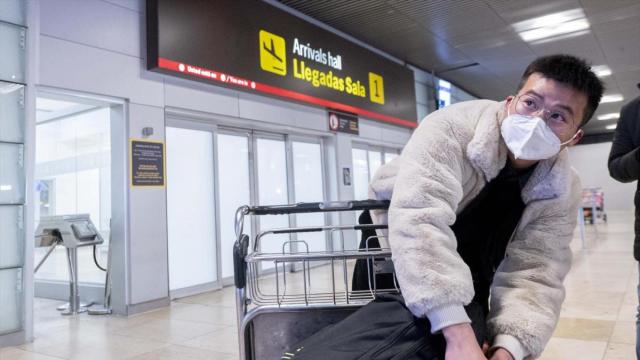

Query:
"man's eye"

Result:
[[550, 113, 566, 122], [524, 99, 536, 108]]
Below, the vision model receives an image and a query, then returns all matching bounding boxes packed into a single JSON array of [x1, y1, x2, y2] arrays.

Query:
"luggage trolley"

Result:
[[233, 200, 399, 360]]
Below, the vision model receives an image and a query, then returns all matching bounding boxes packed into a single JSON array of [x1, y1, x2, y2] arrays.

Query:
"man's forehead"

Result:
[[520, 73, 587, 114]]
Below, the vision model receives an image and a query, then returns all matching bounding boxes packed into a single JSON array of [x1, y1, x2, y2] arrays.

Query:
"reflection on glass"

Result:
[[292, 142, 325, 252], [0, 143, 24, 204], [385, 152, 398, 164], [352, 148, 369, 200], [217, 133, 251, 278], [0, 22, 26, 83], [368, 151, 382, 181], [0, 206, 23, 269], [0, 82, 24, 143], [256, 138, 290, 267], [0, 268, 22, 334]]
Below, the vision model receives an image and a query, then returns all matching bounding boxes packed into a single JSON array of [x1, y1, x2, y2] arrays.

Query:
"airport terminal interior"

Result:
[[1, 0, 640, 359]]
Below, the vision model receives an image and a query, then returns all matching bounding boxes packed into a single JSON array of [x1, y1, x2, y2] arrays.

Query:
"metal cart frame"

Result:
[[233, 200, 397, 360]]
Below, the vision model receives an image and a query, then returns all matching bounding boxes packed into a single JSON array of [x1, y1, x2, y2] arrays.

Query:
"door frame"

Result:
[[32, 88, 129, 315], [166, 117, 223, 299]]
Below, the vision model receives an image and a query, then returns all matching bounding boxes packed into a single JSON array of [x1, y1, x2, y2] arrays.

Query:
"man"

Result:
[[369, 54, 604, 359], [607, 85, 640, 359]]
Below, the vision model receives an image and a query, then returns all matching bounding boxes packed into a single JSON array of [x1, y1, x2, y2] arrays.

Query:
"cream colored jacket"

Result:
[[369, 100, 581, 359]]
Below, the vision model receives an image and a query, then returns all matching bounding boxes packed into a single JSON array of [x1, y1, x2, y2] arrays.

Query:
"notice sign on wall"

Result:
[[147, 0, 417, 128], [131, 140, 165, 187], [329, 111, 359, 135]]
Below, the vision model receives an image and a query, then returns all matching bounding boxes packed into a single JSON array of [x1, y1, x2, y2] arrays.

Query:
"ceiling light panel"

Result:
[[601, 94, 624, 103], [597, 113, 619, 120], [512, 9, 591, 43], [592, 65, 612, 77]]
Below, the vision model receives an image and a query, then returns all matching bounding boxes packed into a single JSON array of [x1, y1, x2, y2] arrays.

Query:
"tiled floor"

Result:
[[539, 211, 638, 360], [1, 211, 637, 359]]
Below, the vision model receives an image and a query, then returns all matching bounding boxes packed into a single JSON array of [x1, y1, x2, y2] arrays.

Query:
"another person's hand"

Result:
[[489, 348, 515, 360], [442, 323, 488, 360]]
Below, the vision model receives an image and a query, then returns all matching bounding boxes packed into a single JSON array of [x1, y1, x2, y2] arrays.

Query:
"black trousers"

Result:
[[283, 294, 486, 360]]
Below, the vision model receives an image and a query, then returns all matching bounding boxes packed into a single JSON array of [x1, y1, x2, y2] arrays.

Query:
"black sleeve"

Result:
[[608, 99, 640, 183]]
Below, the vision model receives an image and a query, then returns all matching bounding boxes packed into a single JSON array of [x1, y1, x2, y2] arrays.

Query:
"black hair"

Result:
[[517, 54, 604, 126]]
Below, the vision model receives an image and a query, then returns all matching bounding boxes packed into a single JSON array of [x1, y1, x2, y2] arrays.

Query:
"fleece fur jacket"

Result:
[[368, 100, 581, 359]]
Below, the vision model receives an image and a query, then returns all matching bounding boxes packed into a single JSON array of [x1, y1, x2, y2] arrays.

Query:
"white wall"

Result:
[[33, 0, 414, 314], [568, 142, 636, 211]]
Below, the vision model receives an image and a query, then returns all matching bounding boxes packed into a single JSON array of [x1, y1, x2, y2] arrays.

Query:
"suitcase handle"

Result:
[[248, 200, 389, 215], [233, 234, 250, 289]]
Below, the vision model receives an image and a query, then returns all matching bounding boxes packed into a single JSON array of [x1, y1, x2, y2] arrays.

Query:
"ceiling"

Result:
[[277, 0, 640, 135]]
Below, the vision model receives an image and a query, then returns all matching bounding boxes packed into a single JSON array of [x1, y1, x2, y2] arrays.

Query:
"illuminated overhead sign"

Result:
[[147, 0, 417, 128]]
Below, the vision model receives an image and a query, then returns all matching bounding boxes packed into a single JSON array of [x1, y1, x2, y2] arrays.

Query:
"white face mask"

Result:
[[500, 110, 576, 161]]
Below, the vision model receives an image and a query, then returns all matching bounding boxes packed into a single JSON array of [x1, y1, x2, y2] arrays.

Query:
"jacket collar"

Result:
[[466, 101, 571, 204]]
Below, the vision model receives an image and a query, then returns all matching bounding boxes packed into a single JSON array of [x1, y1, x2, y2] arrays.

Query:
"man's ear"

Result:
[[505, 95, 514, 105], [504, 95, 515, 114], [568, 129, 584, 146]]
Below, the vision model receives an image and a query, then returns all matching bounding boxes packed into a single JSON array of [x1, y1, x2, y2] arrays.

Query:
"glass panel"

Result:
[[0, 143, 24, 204], [0, 0, 26, 26], [217, 133, 251, 279], [368, 150, 382, 181], [167, 127, 217, 290], [0, 82, 24, 143], [292, 141, 325, 252], [256, 138, 289, 267], [0, 268, 22, 335], [0, 22, 25, 83], [352, 148, 369, 200], [34, 105, 111, 284], [384, 152, 398, 164], [0, 205, 23, 269]]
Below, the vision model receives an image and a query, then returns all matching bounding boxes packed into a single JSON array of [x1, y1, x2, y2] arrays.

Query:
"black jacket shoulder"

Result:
[[608, 96, 640, 183]]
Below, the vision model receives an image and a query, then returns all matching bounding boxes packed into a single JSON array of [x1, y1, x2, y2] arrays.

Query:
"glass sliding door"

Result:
[[166, 125, 218, 295], [351, 148, 369, 200], [352, 144, 402, 200], [385, 151, 399, 163], [216, 130, 328, 275], [255, 136, 290, 267], [291, 139, 326, 253], [367, 148, 383, 182], [216, 131, 251, 281]]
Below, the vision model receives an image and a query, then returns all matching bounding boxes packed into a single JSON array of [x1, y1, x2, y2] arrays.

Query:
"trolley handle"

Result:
[[270, 224, 388, 235], [248, 200, 390, 215], [233, 234, 250, 289]]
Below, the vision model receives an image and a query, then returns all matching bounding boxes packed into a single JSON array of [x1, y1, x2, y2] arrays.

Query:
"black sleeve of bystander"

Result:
[[608, 97, 640, 183]]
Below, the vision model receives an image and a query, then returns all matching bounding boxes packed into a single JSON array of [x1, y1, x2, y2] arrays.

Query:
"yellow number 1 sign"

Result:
[[368, 72, 384, 105]]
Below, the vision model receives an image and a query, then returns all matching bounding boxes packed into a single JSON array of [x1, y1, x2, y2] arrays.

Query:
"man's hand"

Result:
[[442, 323, 487, 360], [489, 348, 515, 360]]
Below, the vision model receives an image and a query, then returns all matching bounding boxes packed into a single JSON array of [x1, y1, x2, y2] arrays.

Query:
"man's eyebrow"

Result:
[[524, 90, 543, 99], [523, 90, 575, 116]]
